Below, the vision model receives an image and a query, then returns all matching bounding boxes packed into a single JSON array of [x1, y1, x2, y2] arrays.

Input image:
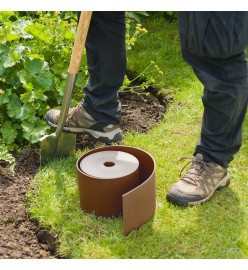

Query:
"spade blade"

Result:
[[40, 132, 76, 165]]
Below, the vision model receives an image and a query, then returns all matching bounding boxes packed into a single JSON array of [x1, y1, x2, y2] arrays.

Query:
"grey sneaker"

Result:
[[45, 102, 122, 143], [166, 153, 230, 206]]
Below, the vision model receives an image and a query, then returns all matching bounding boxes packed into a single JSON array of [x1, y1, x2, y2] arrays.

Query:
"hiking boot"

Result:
[[166, 153, 230, 206], [45, 102, 122, 143]]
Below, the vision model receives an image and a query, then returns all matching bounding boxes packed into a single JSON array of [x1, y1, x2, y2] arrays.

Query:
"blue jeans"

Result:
[[178, 11, 248, 167]]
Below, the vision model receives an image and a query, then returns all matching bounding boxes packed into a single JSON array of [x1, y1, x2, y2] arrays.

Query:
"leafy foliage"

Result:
[[0, 11, 87, 151], [0, 146, 15, 172], [124, 20, 164, 97]]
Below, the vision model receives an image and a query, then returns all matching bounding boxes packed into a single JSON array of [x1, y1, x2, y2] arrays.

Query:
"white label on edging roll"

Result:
[[79, 151, 139, 179]]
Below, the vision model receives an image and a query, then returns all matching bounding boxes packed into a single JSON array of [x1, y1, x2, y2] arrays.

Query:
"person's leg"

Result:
[[82, 11, 126, 125], [192, 53, 248, 168], [167, 11, 248, 206], [179, 12, 248, 168], [46, 11, 126, 143]]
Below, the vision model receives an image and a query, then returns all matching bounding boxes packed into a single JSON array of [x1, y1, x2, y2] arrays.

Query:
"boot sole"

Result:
[[166, 173, 231, 207], [46, 119, 123, 144]]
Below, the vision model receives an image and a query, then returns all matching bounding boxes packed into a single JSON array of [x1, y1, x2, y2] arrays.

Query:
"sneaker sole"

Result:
[[167, 173, 230, 207], [46, 119, 123, 144]]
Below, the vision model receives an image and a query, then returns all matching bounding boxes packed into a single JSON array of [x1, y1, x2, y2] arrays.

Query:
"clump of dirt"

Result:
[[119, 90, 166, 133], [0, 87, 170, 259]]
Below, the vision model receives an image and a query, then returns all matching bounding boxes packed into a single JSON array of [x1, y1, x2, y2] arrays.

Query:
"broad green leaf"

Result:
[[1, 121, 18, 144], [34, 90, 48, 101], [22, 120, 49, 143], [0, 91, 10, 105], [11, 53, 22, 63], [0, 33, 6, 44], [22, 82, 33, 91], [62, 47, 70, 54], [70, 98, 78, 108], [24, 41, 37, 54], [62, 11, 76, 21], [0, 44, 9, 54], [126, 11, 141, 23], [61, 66, 68, 79], [20, 88, 47, 103], [126, 11, 149, 22], [51, 62, 64, 75], [3, 52, 17, 68], [5, 88, 12, 95], [56, 80, 66, 96], [6, 33, 20, 42], [19, 103, 36, 122], [7, 94, 22, 119], [24, 57, 49, 75], [75, 72, 87, 88], [64, 29, 75, 41], [20, 89, 32, 103], [25, 24, 52, 43], [5, 70, 21, 88], [32, 102, 41, 110], [17, 69, 32, 84], [13, 19, 33, 39], [33, 72, 54, 90], [12, 45, 26, 55], [0, 11, 14, 23]]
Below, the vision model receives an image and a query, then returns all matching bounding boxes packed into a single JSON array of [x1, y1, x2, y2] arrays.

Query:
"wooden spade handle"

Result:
[[68, 11, 93, 74]]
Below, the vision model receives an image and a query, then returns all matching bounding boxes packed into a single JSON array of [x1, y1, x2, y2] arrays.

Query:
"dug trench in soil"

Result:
[[0, 84, 170, 259]]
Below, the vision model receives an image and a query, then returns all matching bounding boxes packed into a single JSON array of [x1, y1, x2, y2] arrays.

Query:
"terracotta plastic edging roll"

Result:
[[76, 145, 156, 236]]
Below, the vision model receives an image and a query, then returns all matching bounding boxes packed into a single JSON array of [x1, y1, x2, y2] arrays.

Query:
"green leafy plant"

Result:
[[125, 20, 148, 51], [0, 146, 15, 172], [124, 20, 164, 98], [0, 11, 87, 152], [120, 60, 164, 101]]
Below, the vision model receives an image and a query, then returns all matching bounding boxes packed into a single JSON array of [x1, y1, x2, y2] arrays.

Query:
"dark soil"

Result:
[[0, 87, 169, 259], [0, 149, 52, 259]]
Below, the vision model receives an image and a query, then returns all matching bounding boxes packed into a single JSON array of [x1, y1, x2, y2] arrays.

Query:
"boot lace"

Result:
[[179, 156, 215, 188]]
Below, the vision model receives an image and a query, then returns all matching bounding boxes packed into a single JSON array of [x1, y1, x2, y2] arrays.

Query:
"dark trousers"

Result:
[[81, 11, 248, 168], [179, 12, 248, 167], [79, 11, 126, 125]]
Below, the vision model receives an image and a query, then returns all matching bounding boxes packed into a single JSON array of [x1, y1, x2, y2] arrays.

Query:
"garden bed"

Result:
[[0, 88, 168, 259]]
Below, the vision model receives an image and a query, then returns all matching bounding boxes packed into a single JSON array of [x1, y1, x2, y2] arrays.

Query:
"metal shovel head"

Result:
[[40, 132, 76, 164]]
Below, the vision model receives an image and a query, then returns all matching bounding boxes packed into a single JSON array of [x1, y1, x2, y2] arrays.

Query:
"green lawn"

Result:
[[27, 16, 248, 258]]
